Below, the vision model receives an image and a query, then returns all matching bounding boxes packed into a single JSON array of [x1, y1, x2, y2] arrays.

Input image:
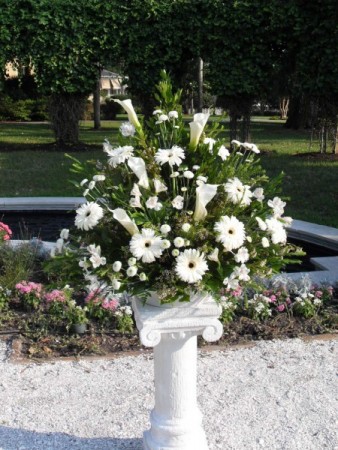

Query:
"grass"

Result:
[[0, 118, 337, 227]]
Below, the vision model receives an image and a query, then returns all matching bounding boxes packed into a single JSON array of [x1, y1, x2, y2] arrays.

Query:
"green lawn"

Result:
[[0, 119, 337, 227]]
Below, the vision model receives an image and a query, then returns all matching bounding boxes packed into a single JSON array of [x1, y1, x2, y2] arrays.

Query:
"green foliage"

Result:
[[0, 95, 48, 121], [0, 242, 42, 289]]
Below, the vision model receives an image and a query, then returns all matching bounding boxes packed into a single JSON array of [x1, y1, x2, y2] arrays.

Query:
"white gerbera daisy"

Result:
[[130, 228, 163, 263], [104, 145, 134, 168], [154, 145, 185, 167], [224, 177, 253, 206], [175, 249, 208, 284], [75, 202, 104, 231], [214, 215, 246, 251]]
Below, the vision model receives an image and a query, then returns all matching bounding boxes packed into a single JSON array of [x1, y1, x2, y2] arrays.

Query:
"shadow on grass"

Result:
[[0, 426, 143, 449]]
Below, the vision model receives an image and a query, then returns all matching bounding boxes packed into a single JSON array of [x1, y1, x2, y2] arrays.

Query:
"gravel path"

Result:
[[0, 338, 337, 450]]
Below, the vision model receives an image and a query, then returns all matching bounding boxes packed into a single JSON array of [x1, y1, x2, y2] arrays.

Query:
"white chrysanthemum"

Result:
[[169, 110, 178, 119], [183, 170, 194, 179], [214, 215, 246, 251], [266, 218, 287, 244], [154, 146, 185, 167], [243, 142, 260, 154], [175, 249, 208, 284], [104, 145, 134, 168], [234, 247, 250, 263], [127, 266, 138, 277], [174, 237, 185, 248], [231, 139, 242, 148], [224, 177, 253, 206], [182, 223, 191, 232], [113, 261, 122, 272], [172, 195, 184, 210], [130, 228, 163, 263], [160, 224, 171, 235], [120, 121, 136, 137], [128, 257, 137, 266], [268, 197, 286, 218], [161, 239, 171, 249], [156, 114, 169, 124], [75, 202, 104, 231], [218, 145, 230, 161]]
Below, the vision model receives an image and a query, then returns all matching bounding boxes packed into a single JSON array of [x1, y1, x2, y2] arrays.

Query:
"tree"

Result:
[[0, 0, 117, 145]]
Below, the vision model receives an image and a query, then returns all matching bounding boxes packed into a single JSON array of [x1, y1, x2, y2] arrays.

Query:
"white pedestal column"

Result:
[[132, 293, 223, 450]]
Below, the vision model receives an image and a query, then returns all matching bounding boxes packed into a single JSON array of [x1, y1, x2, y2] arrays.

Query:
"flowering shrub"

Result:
[[85, 289, 119, 323], [0, 222, 12, 242], [223, 275, 335, 322], [44, 287, 72, 318], [15, 281, 43, 310]]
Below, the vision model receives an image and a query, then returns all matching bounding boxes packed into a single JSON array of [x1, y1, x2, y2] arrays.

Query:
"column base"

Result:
[[143, 425, 209, 450]]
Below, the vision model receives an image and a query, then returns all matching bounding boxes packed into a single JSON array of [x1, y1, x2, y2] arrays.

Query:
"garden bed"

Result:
[[1, 298, 337, 361]]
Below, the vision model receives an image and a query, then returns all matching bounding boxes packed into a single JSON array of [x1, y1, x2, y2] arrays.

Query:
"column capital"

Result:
[[132, 293, 223, 347]]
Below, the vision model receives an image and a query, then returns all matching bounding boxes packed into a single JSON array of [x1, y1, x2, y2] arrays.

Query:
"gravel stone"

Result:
[[0, 338, 336, 449]]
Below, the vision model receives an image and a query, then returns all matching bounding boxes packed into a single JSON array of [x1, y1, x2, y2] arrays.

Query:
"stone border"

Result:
[[0, 197, 85, 211]]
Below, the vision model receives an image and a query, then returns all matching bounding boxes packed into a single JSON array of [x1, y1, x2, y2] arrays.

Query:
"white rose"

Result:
[[113, 261, 122, 272], [160, 224, 171, 235], [182, 223, 191, 232]]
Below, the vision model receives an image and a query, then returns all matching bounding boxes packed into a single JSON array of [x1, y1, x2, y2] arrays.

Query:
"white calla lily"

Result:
[[128, 157, 149, 189], [113, 99, 141, 129], [154, 178, 168, 193], [112, 208, 139, 236], [189, 112, 210, 150], [193, 183, 219, 221]]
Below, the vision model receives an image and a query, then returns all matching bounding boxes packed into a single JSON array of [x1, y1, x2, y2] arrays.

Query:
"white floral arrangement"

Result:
[[69, 73, 300, 304]]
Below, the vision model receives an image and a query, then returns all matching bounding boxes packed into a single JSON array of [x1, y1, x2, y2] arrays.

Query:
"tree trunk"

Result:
[[279, 97, 289, 120], [197, 57, 203, 112], [49, 93, 86, 146], [93, 77, 101, 130]]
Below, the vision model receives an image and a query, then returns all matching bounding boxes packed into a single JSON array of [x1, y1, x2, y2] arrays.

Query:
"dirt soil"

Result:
[[2, 310, 336, 361]]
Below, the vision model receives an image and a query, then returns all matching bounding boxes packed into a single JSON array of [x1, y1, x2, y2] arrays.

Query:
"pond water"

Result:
[[1, 211, 338, 273]]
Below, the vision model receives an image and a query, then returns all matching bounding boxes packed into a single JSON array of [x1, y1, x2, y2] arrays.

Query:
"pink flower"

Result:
[[315, 291, 323, 298], [269, 295, 277, 303], [277, 304, 285, 312], [85, 290, 103, 304], [286, 297, 291, 305], [0, 222, 12, 241], [15, 281, 43, 298], [102, 298, 119, 311], [44, 290, 66, 303]]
